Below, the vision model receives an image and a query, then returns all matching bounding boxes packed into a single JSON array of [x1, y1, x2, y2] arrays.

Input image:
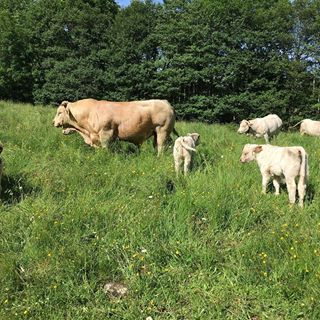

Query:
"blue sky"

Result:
[[116, 0, 162, 7]]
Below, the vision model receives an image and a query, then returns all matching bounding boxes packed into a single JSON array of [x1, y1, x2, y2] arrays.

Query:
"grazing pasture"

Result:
[[1, 101, 320, 319]]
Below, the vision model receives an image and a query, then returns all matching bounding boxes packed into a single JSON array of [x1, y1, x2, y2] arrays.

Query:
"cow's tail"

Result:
[[172, 127, 180, 137], [289, 120, 303, 130], [181, 140, 197, 153], [298, 147, 309, 185]]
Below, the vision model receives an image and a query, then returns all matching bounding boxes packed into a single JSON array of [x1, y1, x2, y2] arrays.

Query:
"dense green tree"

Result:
[[102, 0, 160, 101], [28, 0, 119, 104], [0, 0, 319, 124], [0, 0, 33, 101]]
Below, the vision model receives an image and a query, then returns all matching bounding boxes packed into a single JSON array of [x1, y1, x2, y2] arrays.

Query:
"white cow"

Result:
[[291, 119, 320, 136], [237, 114, 282, 143], [240, 144, 308, 207]]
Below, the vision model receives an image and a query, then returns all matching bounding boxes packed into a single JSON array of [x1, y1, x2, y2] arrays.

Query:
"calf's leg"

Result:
[[297, 178, 307, 208], [261, 173, 271, 194], [272, 177, 281, 195], [174, 156, 183, 175], [184, 154, 192, 175], [286, 177, 297, 205]]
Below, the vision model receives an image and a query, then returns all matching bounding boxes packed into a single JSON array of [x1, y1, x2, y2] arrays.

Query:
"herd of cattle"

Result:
[[0, 98, 319, 207]]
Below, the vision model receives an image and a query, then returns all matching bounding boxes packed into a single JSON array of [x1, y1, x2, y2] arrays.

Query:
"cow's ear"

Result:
[[61, 101, 69, 108], [254, 145, 263, 153], [66, 107, 77, 122]]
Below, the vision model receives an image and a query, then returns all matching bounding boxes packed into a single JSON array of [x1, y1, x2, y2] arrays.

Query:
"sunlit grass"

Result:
[[1, 101, 320, 319]]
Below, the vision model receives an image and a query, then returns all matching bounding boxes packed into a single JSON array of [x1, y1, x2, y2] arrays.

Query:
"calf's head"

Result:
[[237, 120, 250, 134], [53, 101, 72, 128], [240, 144, 263, 163], [188, 133, 200, 145]]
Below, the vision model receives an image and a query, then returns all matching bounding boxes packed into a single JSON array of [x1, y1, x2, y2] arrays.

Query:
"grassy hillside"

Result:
[[1, 101, 320, 319]]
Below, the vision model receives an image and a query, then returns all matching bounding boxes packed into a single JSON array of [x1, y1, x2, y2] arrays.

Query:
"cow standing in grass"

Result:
[[53, 99, 179, 155], [237, 114, 282, 143], [240, 144, 308, 207]]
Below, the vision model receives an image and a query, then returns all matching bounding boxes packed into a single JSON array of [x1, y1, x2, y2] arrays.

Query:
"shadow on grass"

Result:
[[1, 174, 40, 205], [108, 140, 141, 156], [267, 180, 315, 205], [306, 182, 315, 204]]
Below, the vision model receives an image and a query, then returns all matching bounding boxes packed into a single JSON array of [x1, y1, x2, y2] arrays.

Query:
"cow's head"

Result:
[[240, 144, 262, 163], [188, 133, 200, 145], [53, 101, 72, 128], [237, 120, 250, 134], [0, 143, 3, 154]]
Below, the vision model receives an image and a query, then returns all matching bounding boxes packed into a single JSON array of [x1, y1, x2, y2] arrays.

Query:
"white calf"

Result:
[[240, 144, 308, 207], [173, 133, 200, 175]]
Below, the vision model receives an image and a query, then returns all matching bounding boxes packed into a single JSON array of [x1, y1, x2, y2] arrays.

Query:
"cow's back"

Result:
[[262, 114, 282, 134]]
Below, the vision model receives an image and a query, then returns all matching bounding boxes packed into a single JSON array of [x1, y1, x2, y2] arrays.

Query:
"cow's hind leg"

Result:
[[156, 127, 170, 156]]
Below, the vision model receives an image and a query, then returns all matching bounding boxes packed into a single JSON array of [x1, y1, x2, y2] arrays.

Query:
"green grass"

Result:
[[1, 101, 320, 319]]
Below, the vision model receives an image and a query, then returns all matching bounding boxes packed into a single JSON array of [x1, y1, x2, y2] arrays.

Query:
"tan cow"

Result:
[[0, 143, 3, 194], [53, 99, 179, 155], [291, 119, 320, 136], [237, 114, 282, 143], [240, 144, 308, 207], [173, 133, 200, 175]]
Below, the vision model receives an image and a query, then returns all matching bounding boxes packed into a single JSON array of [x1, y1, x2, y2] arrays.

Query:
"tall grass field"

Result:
[[1, 101, 320, 319]]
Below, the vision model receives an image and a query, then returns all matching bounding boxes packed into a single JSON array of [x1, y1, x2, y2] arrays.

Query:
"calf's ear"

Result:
[[254, 145, 263, 153]]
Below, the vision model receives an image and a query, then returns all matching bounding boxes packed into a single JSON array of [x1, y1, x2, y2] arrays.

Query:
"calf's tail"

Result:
[[298, 147, 309, 184], [181, 140, 197, 153], [172, 127, 180, 137]]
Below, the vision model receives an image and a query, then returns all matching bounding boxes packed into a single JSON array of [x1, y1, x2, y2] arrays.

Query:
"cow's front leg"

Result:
[[77, 131, 94, 146], [63, 128, 77, 135], [261, 173, 271, 194], [263, 133, 270, 144], [99, 129, 114, 148]]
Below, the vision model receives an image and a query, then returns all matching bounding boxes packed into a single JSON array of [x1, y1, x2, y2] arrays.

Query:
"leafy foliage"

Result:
[[0, 0, 319, 123]]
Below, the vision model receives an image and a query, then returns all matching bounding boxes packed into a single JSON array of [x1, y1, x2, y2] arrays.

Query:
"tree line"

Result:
[[0, 0, 319, 124]]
